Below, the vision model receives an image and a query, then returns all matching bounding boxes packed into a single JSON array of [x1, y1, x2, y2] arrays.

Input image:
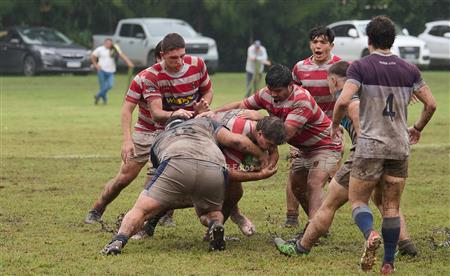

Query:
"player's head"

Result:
[[255, 116, 286, 150], [265, 64, 293, 103], [154, 41, 163, 63], [165, 115, 187, 130], [309, 26, 335, 63], [161, 33, 186, 72], [104, 38, 113, 49], [366, 16, 396, 50], [327, 61, 350, 95]]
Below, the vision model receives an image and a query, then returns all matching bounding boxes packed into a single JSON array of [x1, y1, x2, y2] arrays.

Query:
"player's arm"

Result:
[[228, 166, 277, 182], [90, 51, 100, 71], [347, 99, 361, 136], [148, 98, 194, 123], [120, 101, 137, 163], [216, 128, 268, 168], [332, 82, 359, 139], [408, 84, 437, 144], [197, 101, 246, 118]]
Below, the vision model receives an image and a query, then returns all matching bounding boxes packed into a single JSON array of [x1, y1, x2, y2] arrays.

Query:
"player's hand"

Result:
[[408, 127, 421, 145], [193, 98, 210, 114], [258, 153, 270, 169], [331, 123, 343, 142], [258, 165, 278, 179], [172, 109, 194, 119], [237, 110, 264, 121], [196, 110, 215, 118], [121, 140, 135, 163], [95, 64, 101, 71], [409, 94, 419, 105]]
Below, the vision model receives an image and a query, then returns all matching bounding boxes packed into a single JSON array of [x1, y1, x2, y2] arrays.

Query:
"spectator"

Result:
[[245, 40, 271, 97], [91, 38, 134, 105]]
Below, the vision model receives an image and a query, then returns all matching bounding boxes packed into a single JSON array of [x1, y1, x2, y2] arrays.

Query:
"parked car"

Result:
[[92, 18, 219, 73], [418, 20, 450, 67], [0, 27, 92, 76], [328, 20, 430, 67]]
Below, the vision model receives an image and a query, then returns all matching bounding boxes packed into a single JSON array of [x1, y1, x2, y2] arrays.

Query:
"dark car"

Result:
[[0, 27, 92, 76]]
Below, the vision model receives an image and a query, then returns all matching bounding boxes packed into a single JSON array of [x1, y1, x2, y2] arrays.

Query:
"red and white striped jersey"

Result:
[[126, 55, 211, 132], [292, 55, 341, 118], [212, 110, 254, 168], [243, 85, 342, 155]]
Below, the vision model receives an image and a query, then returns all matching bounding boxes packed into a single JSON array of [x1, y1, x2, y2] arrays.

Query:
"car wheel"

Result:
[[23, 56, 37, 76], [361, 49, 370, 58], [147, 50, 156, 67]]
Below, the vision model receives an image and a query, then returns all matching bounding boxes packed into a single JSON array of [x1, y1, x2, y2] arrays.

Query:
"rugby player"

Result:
[[331, 16, 435, 274], [285, 26, 342, 227], [275, 61, 418, 260], [85, 33, 213, 224], [101, 117, 270, 254], [201, 64, 342, 225]]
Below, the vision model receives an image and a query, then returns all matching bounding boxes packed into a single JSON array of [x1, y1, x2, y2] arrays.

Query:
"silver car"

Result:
[[418, 20, 450, 67]]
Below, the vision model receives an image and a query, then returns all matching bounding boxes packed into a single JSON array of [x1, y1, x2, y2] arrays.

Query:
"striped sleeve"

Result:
[[243, 89, 264, 110], [197, 57, 212, 94], [346, 61, 362, 88], [125, 75, 143, 104], [141, 69, 162, 101], [292, 62, 302, 85]]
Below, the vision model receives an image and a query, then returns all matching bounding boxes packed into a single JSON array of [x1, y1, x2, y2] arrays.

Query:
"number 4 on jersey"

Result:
[[383, 93, 396, 121]]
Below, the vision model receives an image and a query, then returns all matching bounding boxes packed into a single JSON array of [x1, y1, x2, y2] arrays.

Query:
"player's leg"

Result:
[[373, 181, 417, 257], [349, 157, 383, 271], [192, 161, 227, 251], [285, 172, 302, 227], [229, 204, 255, 236], [85, 160, 146, 223], [379, 159, 408, 272], [101, 191, 164, 255]]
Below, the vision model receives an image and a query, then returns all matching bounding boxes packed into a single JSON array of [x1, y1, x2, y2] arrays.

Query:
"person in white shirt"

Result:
[[245, 40, 271, 97], [91, 38, 133, 104]]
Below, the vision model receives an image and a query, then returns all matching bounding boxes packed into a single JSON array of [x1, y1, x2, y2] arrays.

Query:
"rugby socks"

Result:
[[382, 217, 401, 264], [295, 240, 310, 255], [352, 205, 374, 240], [114, 233, 129, 246]]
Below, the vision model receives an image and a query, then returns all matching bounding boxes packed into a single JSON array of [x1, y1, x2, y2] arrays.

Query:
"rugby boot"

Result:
[[208, 221, 226, 251], [274, 238, 308, 257], [396, 239, 418, 257], [380, 263, 395, 275], [101, 240, 123, 255], [84, 209, 102, 224], [360, 230, 382, 271], [230, 212, 256, 236]]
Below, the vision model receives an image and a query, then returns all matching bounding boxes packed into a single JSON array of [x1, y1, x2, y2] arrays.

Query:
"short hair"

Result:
[[366, 16, 396, 50], [161, 33, 185, 52], [265, 64, 292, 88], [154, 41, 162, 60], [328, 61, 350, 78], [309, 26, 335, 43], [256, 116, 286, 145]]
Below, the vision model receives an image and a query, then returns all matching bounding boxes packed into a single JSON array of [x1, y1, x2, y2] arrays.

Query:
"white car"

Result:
[[93, 18, 219, 72], [328, 20, 430, 67], [418, 20, 450, 67]]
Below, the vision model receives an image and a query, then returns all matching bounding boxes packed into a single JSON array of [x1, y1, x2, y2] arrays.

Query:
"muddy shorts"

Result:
[[334, 150, 354, 189], [350, 157, 408, 181], [144, 158, 227, 215], [291, 149, 341, 176], [130, 131, 160, 163]]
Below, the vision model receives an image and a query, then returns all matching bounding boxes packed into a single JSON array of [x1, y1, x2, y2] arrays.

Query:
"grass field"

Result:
[[1, 72, 449, 275]]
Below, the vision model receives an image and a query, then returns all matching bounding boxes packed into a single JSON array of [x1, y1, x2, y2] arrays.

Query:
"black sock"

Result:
[[382, 217, 401, 264], [114, 233, 129, 246]]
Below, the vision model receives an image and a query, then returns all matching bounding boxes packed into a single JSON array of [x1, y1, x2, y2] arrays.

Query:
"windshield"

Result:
[[146, 21, 198, 38], [355, 23, 406, 36], [18, 28, 72, 45]]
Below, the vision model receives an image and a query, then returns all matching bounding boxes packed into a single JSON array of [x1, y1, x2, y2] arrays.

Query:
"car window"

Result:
[[19, 28, 71, 45], [429, 25, 450, 37], [131, 24, 145, 38], [119, 24, 133, 37], [331, 24, 355, 37]]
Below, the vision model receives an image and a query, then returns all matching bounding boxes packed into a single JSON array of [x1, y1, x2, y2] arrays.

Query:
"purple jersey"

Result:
[[346, 52, 425, 160]]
